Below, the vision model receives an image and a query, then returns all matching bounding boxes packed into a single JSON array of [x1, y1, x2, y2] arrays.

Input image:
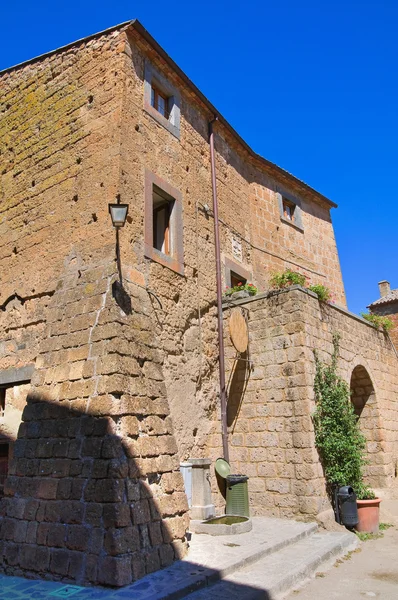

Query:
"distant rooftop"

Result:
[[368, 280, 398, 308]]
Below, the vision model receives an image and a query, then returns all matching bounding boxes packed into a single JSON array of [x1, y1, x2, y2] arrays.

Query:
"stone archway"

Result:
[[350, 365, 383, 485]]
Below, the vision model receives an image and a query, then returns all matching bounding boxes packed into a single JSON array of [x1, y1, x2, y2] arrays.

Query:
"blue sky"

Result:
[[1, 1, 396, 313]]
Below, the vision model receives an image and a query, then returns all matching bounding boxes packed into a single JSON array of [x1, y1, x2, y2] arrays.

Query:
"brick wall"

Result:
[[213, 288, 398, 519]]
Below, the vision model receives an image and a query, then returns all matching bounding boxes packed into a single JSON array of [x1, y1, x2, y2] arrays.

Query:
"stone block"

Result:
[[98, 555, 132, 587]]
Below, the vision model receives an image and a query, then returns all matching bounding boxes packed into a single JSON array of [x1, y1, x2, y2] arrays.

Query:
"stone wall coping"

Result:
[[189, 458, 212, 467], [222, 285, 386, 333]]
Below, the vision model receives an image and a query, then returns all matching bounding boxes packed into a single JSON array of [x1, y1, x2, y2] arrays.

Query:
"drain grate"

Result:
[[49, 586, 84, 598]]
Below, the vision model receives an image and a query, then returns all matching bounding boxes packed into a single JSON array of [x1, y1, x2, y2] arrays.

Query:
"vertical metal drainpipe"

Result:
[[209, 117, 229, 462]]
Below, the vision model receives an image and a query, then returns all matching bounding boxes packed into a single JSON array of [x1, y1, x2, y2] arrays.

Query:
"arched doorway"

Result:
[[350, 365, 382, 485]]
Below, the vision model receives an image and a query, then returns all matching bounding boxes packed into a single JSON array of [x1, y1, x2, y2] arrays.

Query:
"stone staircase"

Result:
[[121, 517, 358, 600], [0, 518, 358, 600]]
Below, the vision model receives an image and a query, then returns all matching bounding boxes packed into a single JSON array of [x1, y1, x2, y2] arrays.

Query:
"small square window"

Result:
[[283, 199, 296, 222], [145, 171, 184, 275], [225, 258, 252, 290], [277, 191, 304, 231], [230, 271, 247, 288]]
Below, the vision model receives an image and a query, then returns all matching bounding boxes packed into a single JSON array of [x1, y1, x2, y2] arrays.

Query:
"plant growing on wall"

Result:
[[312, 333, 374, 500], [360, 312, 393, 333], [269, 269, 307, 289], [224, 282, 258, 296], [269, 269, 332, 303], [308, 284, 331, 303]]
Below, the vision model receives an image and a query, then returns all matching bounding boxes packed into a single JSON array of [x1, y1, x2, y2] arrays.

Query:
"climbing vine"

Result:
[[313, 333, 374, 499]]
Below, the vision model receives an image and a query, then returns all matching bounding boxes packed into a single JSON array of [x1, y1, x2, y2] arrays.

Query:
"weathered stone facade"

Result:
[[214, 288, 398, 519], [0, 19, 397, 585]]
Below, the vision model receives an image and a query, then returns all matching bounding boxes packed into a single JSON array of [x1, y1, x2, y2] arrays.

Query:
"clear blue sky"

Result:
[[1, 1, 396, 314]]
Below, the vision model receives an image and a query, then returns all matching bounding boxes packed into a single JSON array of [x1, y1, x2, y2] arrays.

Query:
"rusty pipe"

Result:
[[209, 117, 229, 462]]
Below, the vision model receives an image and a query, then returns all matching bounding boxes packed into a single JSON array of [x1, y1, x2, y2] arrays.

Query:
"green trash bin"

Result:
[[215, 458, 250, 517], [226, 474, 250, 517]]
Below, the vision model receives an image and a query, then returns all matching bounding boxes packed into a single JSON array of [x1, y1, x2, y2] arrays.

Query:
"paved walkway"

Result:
[[286, 524, 398, 600], [285, 500, 398, 600]]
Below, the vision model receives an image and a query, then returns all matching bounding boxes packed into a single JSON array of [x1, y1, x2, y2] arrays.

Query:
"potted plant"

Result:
[[355, 484, 381, 534], [224, 282, 258, 300], [313, 334, 381, 532]]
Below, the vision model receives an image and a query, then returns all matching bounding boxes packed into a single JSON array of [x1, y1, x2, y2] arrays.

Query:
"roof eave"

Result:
[[0, 18, 337, 210]]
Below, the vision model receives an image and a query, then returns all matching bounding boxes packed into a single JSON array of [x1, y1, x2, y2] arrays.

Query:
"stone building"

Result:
[[0, 20, 397, 586], [368, 280, 398, 349]]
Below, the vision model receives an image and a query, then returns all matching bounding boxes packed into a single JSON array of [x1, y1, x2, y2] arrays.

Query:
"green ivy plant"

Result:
[[313, 333, 374, 500], [360, 312, 393, 333]]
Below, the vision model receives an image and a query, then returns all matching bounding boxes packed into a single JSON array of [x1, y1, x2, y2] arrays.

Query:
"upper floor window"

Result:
[[144, 61, 181, 139], [151, 85, 169, 119], [144, 170, 184, 275], [277, 191, 304, 231], [282, 198, 296, 222]]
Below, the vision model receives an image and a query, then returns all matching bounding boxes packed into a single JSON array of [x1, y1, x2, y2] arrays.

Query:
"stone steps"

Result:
[[0, 518, 357, 600], [185, 529, 358, 600]]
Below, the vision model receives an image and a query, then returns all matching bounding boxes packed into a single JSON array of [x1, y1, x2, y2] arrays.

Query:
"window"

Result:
[[151, 85, 169, 119], [153, 186, 173, 254], [277, 191, 304, 231], [0, 388, 5, 418], [0, 443, 9, 495], [283, 198, 296, 222], [144, 61, 181, 139], [145, 170, 184, 275], [230, 271, 247, 288], [225, 257, 252, 290]]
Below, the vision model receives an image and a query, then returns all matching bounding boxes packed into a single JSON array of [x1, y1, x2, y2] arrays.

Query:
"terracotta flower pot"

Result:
[[356, 498, 381, 533]]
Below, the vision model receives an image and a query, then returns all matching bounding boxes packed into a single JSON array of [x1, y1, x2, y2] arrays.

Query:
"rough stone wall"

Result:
[[0, 29, 189, 586], [207, 288, 398, 519], [0, 28, 127, 361], [106, 27, 347, 463], [0, 21, 360, 542], [0, 264, 189, 586]]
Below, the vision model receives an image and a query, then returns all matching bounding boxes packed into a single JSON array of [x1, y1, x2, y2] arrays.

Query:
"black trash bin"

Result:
[[337, 485, 358, 527]]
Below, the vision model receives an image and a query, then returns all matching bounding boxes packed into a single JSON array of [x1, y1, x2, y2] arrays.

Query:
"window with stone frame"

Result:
[[225, 257, 252, 290], [144, 61, 181, 139], [144, 170, 184, 275], [277, 191, 304, 231], [151, 84, 170, 120]]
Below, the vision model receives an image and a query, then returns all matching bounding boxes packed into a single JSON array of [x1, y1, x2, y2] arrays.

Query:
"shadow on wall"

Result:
[[0, 392, 188, 587], [227, 351, 250, 431], [0, 394, 270, 599]]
